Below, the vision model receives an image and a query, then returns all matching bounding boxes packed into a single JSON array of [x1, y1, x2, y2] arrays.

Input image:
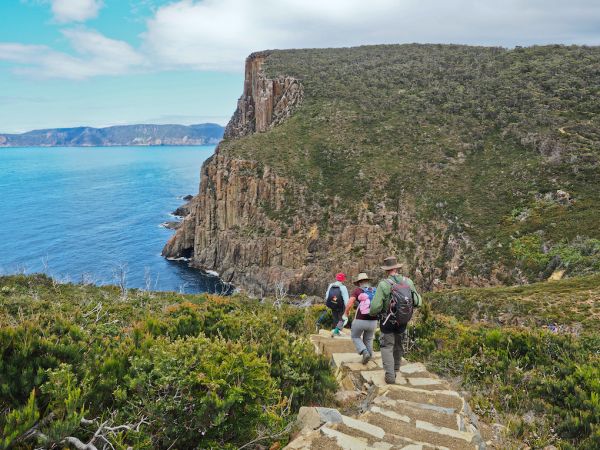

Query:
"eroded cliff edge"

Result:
[[163, 51, 501, 295], [164, 45, 600, 295]]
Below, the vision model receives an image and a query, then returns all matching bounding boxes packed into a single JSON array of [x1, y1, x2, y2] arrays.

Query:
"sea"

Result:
[[0, 145, 229, 294]]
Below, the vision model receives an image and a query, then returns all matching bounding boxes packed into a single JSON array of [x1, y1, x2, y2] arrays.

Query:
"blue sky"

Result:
[[1, 0, 599, 133], [0, 0, 243, 132]]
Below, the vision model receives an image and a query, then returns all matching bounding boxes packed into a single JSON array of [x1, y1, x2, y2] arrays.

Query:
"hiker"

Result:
[[324, 272, 350, 336], [369, 256, 422, 384], [343, 272, 377, 364]]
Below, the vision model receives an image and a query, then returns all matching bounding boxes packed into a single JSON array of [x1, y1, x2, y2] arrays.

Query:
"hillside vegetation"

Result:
[[427, 273, 600, 332], [1, 274, 598, 448], [218, 44, 600, 284], [414, 274, 600, 448], [0, 275, 335, 449]]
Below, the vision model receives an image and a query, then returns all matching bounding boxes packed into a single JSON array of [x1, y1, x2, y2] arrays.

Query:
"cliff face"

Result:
[[164, 153, 502, 294], [163, 51, 504, 295], [164, 45, 600, 294], [224, 52, 303, 138]]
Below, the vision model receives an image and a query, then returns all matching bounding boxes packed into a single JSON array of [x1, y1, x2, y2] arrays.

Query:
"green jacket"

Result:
[[369, 274, 422, 316]]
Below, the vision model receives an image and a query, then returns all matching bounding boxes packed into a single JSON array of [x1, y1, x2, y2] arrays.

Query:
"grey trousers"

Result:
[[351, 319, 377, 355], [379, 332, 403, 379]]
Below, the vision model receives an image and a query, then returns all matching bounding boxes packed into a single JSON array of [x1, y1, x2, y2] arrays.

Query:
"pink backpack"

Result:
[[358, 292, 371, 315]]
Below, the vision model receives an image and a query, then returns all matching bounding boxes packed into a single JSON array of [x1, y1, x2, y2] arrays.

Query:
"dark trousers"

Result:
[[331, 308, 344, 329], [379, 331, 404, 379]]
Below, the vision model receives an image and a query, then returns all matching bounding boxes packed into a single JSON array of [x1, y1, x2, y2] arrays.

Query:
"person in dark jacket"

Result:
[[324, 272, 350, 336]]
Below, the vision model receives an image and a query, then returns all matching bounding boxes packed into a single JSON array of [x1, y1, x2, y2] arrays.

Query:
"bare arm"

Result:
[[344, 296, 356, 317]]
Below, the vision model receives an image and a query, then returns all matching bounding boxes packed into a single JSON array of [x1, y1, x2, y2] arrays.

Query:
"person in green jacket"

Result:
[[369, 256, 422, 384]]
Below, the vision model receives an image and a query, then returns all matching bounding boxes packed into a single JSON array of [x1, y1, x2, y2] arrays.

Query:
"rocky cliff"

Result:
[[164, 45, 600, 295], [224, 52, 303, 138]]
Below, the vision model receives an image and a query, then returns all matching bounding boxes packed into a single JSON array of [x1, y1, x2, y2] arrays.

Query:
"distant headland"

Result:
[[0, 123, 224, 147]]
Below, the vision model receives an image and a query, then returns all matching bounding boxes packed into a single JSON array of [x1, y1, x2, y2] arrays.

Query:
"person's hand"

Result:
[[342, 315, 348, 326]]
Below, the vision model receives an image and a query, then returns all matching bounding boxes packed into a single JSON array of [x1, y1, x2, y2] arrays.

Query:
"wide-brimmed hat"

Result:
[[353, 272, 372, 285], [381, 256, 403, 271]]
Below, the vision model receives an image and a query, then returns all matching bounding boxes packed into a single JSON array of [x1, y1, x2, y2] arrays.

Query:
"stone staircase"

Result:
[[285, 330, 485, 450]]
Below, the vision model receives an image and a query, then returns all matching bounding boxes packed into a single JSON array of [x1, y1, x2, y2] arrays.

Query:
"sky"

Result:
[[1, 0, 600, 133]]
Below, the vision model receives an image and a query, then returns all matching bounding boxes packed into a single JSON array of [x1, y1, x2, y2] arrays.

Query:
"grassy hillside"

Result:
[[426, 273, 600, 333], [1, 274, 598, 448], [413, 274, 600, 448], [219, 44, 600, 282], [0, 275, 335, 449]]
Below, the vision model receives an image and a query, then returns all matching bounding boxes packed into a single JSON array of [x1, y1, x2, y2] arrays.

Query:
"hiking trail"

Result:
[[285, 330, 487, 450]]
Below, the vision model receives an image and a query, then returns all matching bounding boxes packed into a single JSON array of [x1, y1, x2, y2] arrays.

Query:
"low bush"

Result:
[[408, 312, 600, 448], [0, 275, 336, 449]]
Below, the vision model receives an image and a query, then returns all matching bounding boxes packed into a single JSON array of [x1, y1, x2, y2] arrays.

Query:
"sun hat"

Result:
[[353, 272, 372, 285], [380, 256, 403, 271], [335, 272, 346, 282]]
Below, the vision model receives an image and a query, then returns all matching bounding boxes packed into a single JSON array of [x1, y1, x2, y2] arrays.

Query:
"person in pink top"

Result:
[[343, 272, 377, 363]]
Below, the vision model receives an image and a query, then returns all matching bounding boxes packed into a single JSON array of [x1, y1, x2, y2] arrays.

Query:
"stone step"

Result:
[[397, 362, 429, 377], [361, 370, 407, 386], [372, 396, 461, 431], [321, 424, 445, 450], [286, 429, 340, 450], [380, 385, 465, 411], [341, 414, 386, 440], [359, 369, 450, 391], [359, 411, 478, 450], [311, 335, 356, 357], [320, 426, 370, 449], [332, 352, 383, 369]]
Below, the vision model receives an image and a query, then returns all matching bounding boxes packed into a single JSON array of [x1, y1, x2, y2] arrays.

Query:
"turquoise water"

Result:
[[0, 146, 226, 293]]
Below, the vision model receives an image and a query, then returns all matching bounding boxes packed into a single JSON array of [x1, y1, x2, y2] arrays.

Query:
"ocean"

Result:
[[0, 145, 227, 294]]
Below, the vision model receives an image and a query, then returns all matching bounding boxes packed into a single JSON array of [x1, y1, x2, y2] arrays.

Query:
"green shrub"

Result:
[[408, 312, 600, 448], [124, 336, 281, 449], [0, 276, 337, 449]]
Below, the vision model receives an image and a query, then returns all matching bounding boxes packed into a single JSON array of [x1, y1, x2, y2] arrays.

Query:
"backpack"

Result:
[[358, 287, 376, 315], [381, 277, 414, 327], [326, 285, 345, 312]]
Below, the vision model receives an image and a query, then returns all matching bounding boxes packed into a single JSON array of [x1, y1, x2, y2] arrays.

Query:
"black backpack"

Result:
[[326, 285, 345, 312], [381, 277, 414, 327]]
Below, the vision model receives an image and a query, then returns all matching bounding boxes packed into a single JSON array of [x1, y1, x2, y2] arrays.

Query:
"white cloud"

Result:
[[4, 0, 600, 78], [50, 0, 103, 23], [143, 0, 600, 72], [0, 29, 145, 79]]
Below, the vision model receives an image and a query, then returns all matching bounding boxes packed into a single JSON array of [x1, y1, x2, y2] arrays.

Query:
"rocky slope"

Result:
[[164, 45, 600, 295], [0, 123, 223, 147]]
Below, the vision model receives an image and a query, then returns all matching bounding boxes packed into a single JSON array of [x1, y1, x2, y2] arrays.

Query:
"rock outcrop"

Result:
[[224, 52, 303, 138], [163, 154, 498, 294], [163, 50, 514, 295]]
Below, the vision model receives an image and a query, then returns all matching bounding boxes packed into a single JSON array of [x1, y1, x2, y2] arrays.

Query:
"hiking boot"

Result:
[[331, 328, 340, 337], [361, 350, 371, 365], [384, 373, 396, 384]]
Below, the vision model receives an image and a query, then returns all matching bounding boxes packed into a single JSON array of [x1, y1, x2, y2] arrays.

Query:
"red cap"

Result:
[[335, 273, 346, 282]]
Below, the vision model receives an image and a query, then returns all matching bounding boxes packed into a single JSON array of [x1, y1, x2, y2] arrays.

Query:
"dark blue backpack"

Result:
[[326, 285, 345, 312]]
